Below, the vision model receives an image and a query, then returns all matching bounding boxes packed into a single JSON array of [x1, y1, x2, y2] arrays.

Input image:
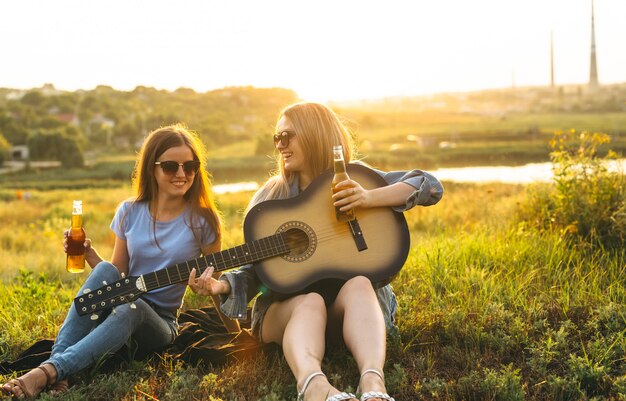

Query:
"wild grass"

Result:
[[1, 165, 626, 399]]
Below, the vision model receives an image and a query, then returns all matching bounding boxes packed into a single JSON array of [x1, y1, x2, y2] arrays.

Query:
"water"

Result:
[[213, 181, 259, 194], [212, 160, 626, 192], [430, 162, 554, 184], [431, 159, 626, 184]]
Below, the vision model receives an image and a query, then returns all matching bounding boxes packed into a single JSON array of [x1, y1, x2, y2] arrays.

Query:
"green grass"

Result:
[[1, 180, 625, 400]]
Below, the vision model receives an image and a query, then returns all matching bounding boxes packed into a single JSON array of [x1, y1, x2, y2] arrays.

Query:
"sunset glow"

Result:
[[1, 0, 624, 101]]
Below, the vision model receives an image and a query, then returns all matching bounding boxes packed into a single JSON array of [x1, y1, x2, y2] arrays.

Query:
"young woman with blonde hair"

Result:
[[191, 102, 443, 401]]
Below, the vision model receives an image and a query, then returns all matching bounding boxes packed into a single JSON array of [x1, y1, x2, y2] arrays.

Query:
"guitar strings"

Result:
[[142, 234, 292, 289], [80, 225, 375, 310], [142, 223, 370, 290]]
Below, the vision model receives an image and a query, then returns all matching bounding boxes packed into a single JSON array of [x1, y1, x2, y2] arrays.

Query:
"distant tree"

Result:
[[59, 135, 84, 168], [39, 116, 65, 129], [27, 129, 84, 167], [21, 91, 45, 108], [0, 122, 28, 145], [114, 121, 141, 149], [7, 103, 38, 128], [95, 85, 115, 93], [254, 132, 276, 156], [175, 87, 197, 95], [62, 125, 86, 150]]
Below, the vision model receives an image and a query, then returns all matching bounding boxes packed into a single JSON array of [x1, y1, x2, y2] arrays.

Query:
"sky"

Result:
[[0, 0, 624, 102]]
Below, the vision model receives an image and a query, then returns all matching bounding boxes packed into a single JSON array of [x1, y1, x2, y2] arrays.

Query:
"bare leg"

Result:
[[329, 276, 389, 399], [262, 292, 356, 400]]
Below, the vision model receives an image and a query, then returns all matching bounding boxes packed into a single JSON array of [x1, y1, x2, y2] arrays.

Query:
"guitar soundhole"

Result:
[[277, 221, 316, 262]]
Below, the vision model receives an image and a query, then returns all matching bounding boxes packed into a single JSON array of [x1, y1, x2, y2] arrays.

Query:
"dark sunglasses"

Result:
[[154, 160, 200, 176], [273, 130, 296, 147]]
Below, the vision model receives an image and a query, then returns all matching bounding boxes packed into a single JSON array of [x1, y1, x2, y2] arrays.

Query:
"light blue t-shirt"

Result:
[[110, 201, 216, 312]]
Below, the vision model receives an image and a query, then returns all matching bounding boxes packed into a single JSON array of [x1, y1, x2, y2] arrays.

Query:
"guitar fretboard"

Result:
[[142, 232, 289, 292]]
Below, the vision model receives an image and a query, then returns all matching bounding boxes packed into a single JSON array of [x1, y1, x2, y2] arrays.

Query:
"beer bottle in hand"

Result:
[[332, 145, 356, 222], [66, 200, 86, 273]]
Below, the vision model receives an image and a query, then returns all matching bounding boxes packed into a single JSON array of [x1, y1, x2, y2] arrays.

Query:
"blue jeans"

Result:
[[43, 262, 177, 380]]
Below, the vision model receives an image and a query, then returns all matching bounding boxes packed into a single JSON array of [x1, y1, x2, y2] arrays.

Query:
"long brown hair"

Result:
[[248, 102, 354, 208], [131, 123, 222, 246]]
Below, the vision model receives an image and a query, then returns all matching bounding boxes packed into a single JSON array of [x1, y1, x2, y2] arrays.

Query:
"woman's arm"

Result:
[[84, 240, 104, 268], [334, 167, 444, 212], [334, 181, 416, 210], [110, 235, 130, 276]]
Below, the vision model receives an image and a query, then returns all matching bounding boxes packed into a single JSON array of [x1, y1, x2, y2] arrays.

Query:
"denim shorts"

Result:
[[251, 282, 399, 342]]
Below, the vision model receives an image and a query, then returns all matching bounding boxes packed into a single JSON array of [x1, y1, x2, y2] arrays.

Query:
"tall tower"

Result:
[[550, 31, 555, 88], [589, 0, 599, 89]]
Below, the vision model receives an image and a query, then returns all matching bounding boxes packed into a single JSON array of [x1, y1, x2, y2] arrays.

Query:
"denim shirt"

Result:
[[218, 164, 443, 335]]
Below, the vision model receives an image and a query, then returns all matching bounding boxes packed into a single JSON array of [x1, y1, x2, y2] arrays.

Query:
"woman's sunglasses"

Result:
[[154, 160, 200, 176], [273, 130, 296, 147]]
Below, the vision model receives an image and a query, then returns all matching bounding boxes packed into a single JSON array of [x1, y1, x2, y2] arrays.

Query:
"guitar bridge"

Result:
[[347, 219, 368, 251]]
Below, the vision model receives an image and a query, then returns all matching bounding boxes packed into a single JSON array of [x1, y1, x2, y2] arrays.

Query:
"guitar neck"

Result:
[[141, 232, 289, 292]]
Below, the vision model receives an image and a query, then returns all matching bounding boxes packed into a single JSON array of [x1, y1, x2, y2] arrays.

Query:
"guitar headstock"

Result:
[[73, 275, 144, 316]]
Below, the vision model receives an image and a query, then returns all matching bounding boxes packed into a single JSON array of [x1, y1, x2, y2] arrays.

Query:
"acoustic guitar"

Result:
[[74, 164, 410, 317]]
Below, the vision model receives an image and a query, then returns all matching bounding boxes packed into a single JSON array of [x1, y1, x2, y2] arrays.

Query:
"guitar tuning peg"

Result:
[[121, 272, 126, 278], [129, 303, 137, 309], [90, 314, 99, 321], [112, 307, 117, 315], [83, 288, 91, 294], [102, 281, 108, 285]]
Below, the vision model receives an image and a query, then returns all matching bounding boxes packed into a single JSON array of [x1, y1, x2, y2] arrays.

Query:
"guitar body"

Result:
[[244, 164, 410, 294]]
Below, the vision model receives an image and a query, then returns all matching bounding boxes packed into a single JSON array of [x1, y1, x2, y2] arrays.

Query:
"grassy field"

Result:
[[1, 166, 625, 400]]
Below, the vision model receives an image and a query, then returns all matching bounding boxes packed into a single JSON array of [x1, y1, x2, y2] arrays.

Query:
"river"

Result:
[[213, 160, 626, 193], [431, 159, 626, 184]]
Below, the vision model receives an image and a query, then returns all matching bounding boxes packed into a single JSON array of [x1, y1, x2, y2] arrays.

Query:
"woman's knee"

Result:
[[88, 262, 121, 282], [261, 293, 327, 344], [340, 276, 375, 297], [293, 292, 327, 316], [78, 262, 121, 296]]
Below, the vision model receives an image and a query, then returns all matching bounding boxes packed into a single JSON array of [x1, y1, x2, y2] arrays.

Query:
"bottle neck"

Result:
[[71, 214, 83, 228], [333, 158, 347, 174]]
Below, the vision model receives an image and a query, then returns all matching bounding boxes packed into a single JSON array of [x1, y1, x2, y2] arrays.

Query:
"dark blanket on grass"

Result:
[[0, 306, 267, 374]]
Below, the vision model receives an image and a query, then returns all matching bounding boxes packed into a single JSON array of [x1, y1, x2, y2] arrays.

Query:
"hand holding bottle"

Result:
[[63, 229, 102, 268], [65, 200, 86, 273]]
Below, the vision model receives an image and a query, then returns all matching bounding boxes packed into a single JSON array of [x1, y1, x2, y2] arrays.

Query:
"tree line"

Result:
[[0, 85, 299, 166]]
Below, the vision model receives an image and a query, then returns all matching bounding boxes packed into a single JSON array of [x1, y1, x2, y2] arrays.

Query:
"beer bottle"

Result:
[[66, 200, 86, 273], [332, 145, 356, 222]]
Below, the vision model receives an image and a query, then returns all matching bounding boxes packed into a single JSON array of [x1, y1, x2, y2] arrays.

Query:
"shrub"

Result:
[[519, 130, 626, 248]]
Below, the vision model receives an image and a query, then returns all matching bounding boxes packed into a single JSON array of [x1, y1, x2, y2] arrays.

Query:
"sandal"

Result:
[[2, 365, 54, 399], [48, 379, 69, 396], [297, 371, 356, 401], [358, 369, 395, 401]]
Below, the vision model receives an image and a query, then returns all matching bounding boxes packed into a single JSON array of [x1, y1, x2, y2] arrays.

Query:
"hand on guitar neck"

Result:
[[188, 266, 230, 296]]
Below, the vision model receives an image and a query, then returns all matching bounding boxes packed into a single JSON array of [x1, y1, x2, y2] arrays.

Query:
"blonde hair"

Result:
[[132, 123, 222, 246], [248, 102, 354, 208]]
